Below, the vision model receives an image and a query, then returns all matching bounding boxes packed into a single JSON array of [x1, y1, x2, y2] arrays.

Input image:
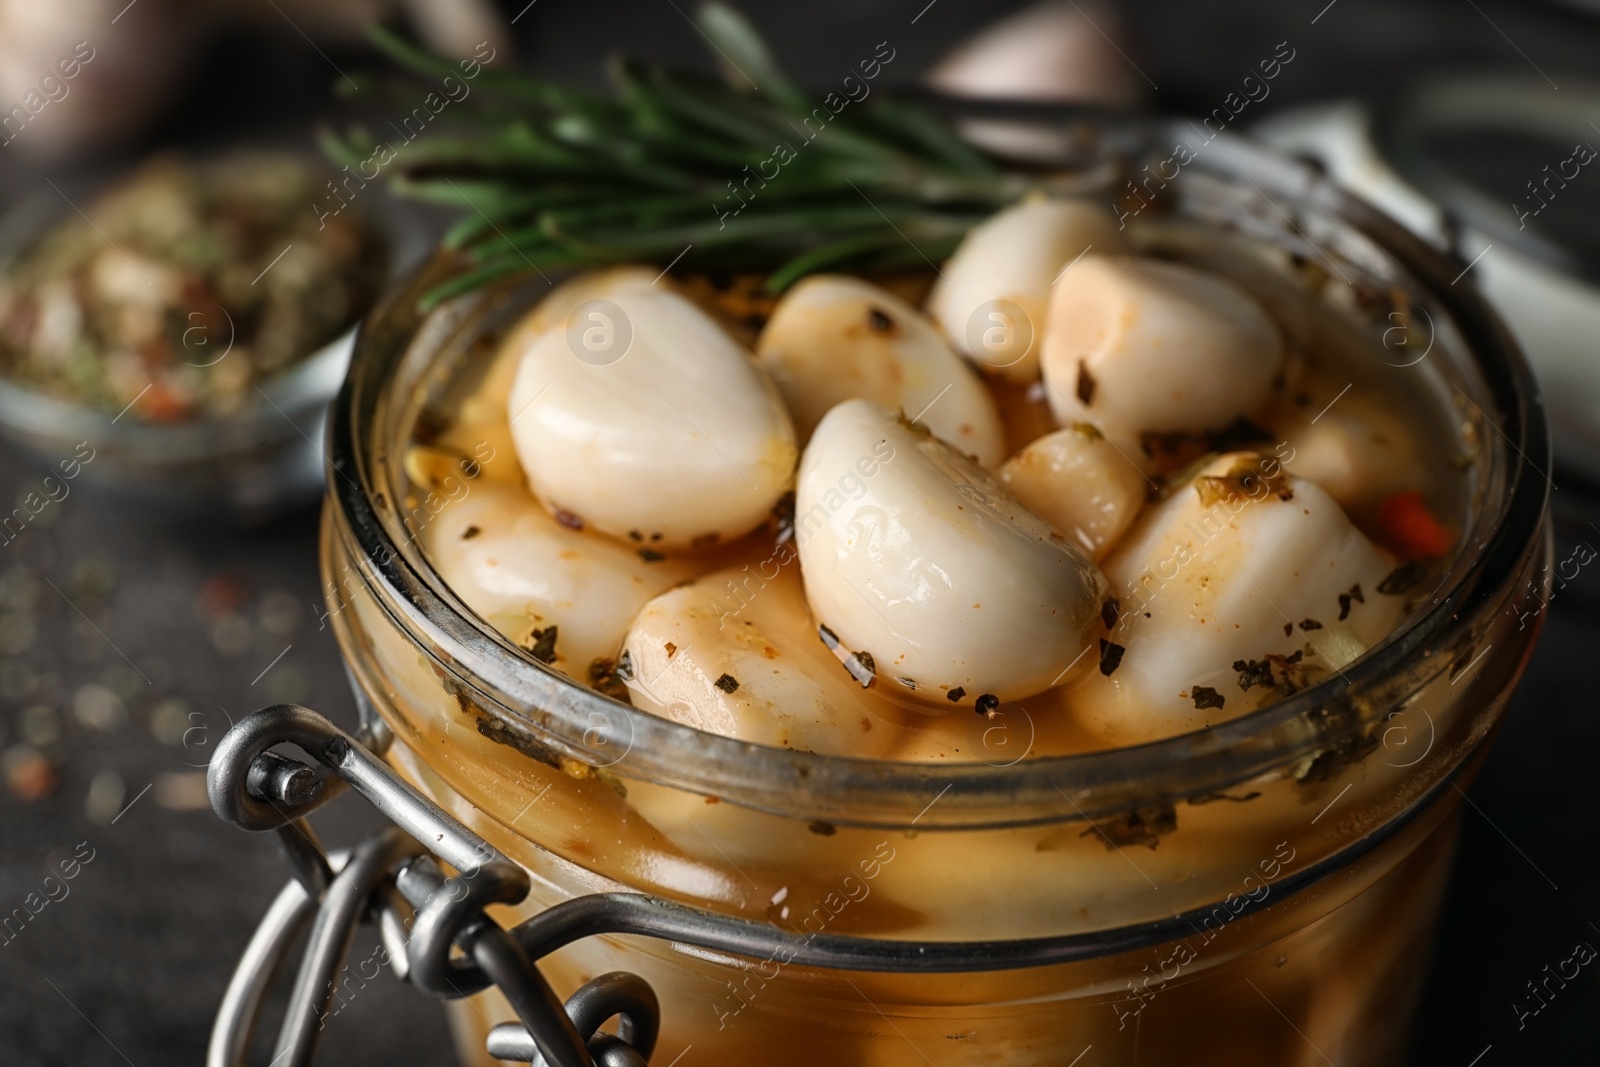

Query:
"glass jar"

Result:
[[318, 114, 1549, 1065]]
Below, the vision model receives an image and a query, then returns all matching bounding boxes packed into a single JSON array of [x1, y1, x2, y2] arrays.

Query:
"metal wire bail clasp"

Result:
[[204, 703, 659, 1067]]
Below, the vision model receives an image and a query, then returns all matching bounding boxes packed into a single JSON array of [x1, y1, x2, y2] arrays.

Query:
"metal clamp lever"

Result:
[[206, 704, 653, 1067]]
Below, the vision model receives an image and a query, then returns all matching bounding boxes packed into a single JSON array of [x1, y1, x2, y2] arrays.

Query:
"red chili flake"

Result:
[[1378, 491, 1453, 560]]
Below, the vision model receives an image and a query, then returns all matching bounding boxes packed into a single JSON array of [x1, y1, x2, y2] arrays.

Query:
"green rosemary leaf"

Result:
[[696, 2, 809, 111], [866, 95, 1000, 176]]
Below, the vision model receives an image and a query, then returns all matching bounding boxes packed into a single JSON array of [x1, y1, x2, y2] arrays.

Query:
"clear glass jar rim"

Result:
[[328, 113, 1549, 828]]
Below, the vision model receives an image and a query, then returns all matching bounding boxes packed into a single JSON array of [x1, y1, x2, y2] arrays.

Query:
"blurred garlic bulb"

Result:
[[756, 274, 1004, 465], [0, 0, 203, 161], [999, 425, 1148, 560], [506, 287, 797, 550], [621, 558, 908, 756], [1042, 256, 1284, 435], [423, 482, 697, 680], [928, 198, 1127, 385], [927, 1, 1143, 107], [796, 399, 1108, 707], [1071, 452, 1405, 739], [926, 1, 1144, 161]]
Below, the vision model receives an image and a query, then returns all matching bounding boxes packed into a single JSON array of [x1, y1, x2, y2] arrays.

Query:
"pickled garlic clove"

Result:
[[999, 424, 1150, 560], [796, 399, 1109, 706], [514, 265, 660, 339], [620, 558, 909, 757], [1041, 256, 1284, 435], [928, 198, 1128, 384], [756, 274, 1005, 466], [423, 482, 698, 680], [506, 287, 798, 550], [1264, 385, 1430, 524], [1071, 452, 1405, 739]]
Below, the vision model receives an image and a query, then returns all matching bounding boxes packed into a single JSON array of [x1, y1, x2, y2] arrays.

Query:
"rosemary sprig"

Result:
[[327, 3, 1040, 307]]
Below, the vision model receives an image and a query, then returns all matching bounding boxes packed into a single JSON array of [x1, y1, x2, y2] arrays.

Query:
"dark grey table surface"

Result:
[[2, 0, 1599, 1063]]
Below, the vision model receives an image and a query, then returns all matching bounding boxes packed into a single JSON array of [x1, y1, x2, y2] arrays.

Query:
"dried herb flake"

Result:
[[524, 625, 559, 665], [1377, 561, 1425, 596], [1233, 657, 1274, 691], [1076, 360, 1097, 405]]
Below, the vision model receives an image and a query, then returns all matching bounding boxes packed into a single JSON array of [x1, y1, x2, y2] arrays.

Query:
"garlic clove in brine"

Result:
[[796, 399, 1109, 707], [999, 424, 1150, 560], [506, 286, 798, 550], [620, 555, 909, 757], [929, 198, 1128, 384], [756, 274, 1005, 467], [1041, 255, 1284, 435], [1070, 452, 1406, 740], [422, 482, 698, 681]]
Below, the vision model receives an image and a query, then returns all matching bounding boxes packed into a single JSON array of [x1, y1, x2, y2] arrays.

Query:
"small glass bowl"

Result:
[[0, 157, 430, 525]]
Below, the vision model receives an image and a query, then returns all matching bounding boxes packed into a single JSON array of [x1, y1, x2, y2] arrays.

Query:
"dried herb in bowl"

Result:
[[0, 153, 388, 422]]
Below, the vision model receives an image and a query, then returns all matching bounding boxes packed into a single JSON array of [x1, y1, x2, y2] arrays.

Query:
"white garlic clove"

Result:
[[620, 556, 909, 756], [1041, 256, 1284, 435], [999, 425, 1149, 560], [516, 265, 661, 339], [796, 399, 1109, 706], [756, 274, 1006, 466], [929, 198, 1128, 384], [1263, 383, 1429, 523], [422, 482, 698, 680], [506, 287, 798, 550], [1070, 452, 1406, 740]]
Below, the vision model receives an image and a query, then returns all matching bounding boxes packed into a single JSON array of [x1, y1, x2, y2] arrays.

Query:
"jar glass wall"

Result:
[[319, 116, 1549, 1065]]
